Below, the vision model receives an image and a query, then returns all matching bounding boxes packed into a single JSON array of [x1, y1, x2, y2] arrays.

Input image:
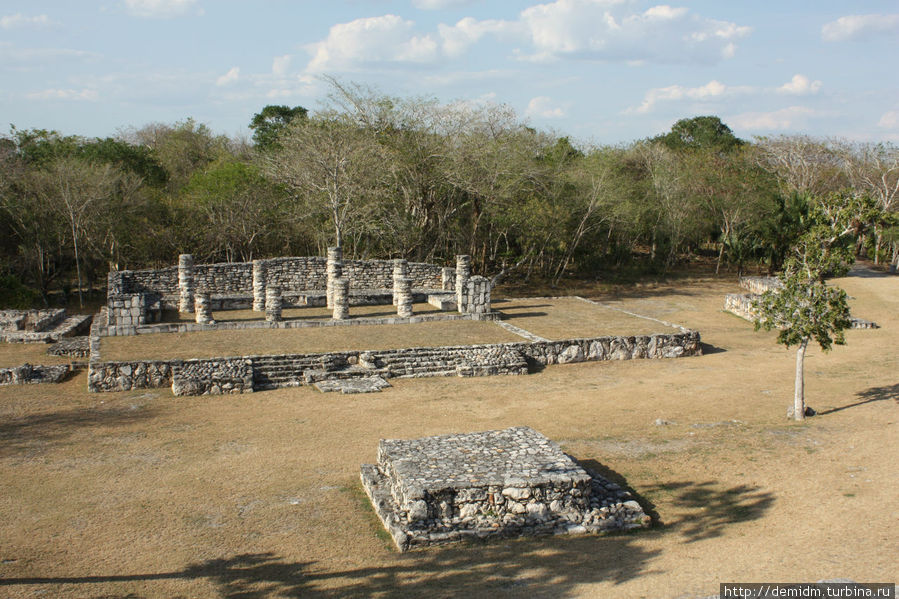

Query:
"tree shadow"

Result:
[[818, 383, 899, 415], [640, 480, 775, 543], [0, 535, 663, 598], [0, 405, 158, 458], [577, 458, 660, 524]]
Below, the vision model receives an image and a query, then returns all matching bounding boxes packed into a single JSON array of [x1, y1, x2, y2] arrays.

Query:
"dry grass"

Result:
[[101, 298, 673, 362], [1, 267, 897, 598], [496, 297, 676, 339], [0, 342, 73, 368], [101, 319, 522, 361]]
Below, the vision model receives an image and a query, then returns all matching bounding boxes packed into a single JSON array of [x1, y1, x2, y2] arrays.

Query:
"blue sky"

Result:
[[2, 0, 898, 145]]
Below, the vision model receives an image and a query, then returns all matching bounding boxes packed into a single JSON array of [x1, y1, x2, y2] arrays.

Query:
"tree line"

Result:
[[1, 81, 897, 307]]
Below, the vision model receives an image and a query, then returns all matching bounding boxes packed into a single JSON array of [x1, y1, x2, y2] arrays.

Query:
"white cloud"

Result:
[[628, 80, 753, 114], [438, 17, 514, 57], [822, 13, 899, 42], [777, 74, 822, 95], [124, 0, 202, 18], [629, 74, 823, 114], [526, 96, 566, 118], [215, 66, 239, 86], [879, 111, 899, 129], [516, 0, 751, 64], [305, 15, 439, 72], [25, 88, 98, 101], [0, 14, 51, 29], [272, 55, 291, 77], [302, 2, 751, 73], [413, 0, 476, 9], [728, 106, 822, 131]]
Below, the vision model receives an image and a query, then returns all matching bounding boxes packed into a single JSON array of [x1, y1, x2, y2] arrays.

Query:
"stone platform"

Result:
[[361, 426, 650, 551]]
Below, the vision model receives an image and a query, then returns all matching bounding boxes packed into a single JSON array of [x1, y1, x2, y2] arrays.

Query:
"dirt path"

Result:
[[0, 274, 896, 598]]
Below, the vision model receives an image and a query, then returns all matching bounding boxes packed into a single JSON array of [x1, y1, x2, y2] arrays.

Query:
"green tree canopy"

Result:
[[250, 105, 308, 151], [655, 116, 744, 153]]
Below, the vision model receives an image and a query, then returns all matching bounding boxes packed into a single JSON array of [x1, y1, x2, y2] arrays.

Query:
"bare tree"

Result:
[[754, 135, 846, 195], [31, 157, 121, 307], [263, 113, 386, 249]]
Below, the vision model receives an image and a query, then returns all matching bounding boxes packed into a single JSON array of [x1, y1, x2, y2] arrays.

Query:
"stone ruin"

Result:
[[0, 308, 92, 343], [361, 426, 650, 551], [724, 276, 879, 329], [101, 250, 493, 335]]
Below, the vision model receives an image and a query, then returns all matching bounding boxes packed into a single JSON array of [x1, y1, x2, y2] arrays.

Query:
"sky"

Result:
[[2, 0, 898, 146]]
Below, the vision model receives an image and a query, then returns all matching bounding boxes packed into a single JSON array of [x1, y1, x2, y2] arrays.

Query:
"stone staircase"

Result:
[[249, 345, 529, 392]]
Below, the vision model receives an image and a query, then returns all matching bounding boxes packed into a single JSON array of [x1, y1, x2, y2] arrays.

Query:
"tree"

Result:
[[753, 192, 862, 421], [654, 116, 743, 153], [754, 135, 846, 196], [30, 156, 123, 307], [181, 160, 288, 262], [249, 105, 308, 152], [262, 113, 386, 249], [754, 268, 851, 421]]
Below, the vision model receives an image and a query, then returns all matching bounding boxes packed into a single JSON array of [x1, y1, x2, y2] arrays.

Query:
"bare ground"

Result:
[[0, 271, 897, 598]]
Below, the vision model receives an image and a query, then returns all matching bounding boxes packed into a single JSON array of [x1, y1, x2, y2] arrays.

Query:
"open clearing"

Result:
[[1, 270, 897, 598], [101, 297, 675, 361]]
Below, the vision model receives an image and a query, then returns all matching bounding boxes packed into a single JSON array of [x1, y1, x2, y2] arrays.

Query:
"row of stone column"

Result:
[[178, 250, 490, 320]]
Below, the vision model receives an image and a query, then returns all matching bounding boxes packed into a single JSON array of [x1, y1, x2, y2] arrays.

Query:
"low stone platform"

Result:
[[313, 376, 391, 394], [361, 426, 650, 551]]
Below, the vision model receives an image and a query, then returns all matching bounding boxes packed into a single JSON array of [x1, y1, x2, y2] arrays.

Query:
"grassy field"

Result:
[[0, 269, 896, 598], [100, 298, 674, 361]]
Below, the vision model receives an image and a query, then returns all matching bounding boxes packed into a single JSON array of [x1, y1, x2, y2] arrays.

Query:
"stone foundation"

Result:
[[361, 426, 650, 551], [1, 363, 72, 386], [0, 309, 91, 343], [87, 327, 702, 394]]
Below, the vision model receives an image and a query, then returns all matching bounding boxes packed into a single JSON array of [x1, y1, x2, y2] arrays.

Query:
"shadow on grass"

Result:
[[0, 535, 663, 598], [496, 311, 550, 320], [818, 383, 899, 415], [640, 480, 775, 543], [0, 405, 157, 458], [699, 342, 726, 355]]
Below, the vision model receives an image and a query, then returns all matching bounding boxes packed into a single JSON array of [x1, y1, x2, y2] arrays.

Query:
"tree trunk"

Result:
[[70, 219, 84, 309], [793, 338, 809, 421]]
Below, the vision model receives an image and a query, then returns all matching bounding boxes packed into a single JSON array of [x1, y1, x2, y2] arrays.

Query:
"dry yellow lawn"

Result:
[[101, 298, 672, 361], [0, 269, 897, 598], [0, 343, 73, 368]]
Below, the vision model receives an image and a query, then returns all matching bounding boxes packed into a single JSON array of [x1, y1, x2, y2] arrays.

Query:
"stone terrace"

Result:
[[361, 426, 650, 551]]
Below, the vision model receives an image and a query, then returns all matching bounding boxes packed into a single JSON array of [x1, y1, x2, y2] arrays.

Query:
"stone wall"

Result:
[[106, 293, 148, 328], [110, 256, 447, 302], [0, 309, 66, 332], [88, 360, 174, 392], [740, 276, 782, 295], [87, 329, 701, 393], [171, 358, 253, 396], [724, 293, 760, 321]]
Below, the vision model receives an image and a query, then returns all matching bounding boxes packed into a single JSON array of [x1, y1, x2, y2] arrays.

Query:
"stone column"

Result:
[[252, 260, 267, 312], [194, 291, 214, 324], [392, 259, 408, 305], [265, 286, 283, 323], [396, 277, 413, 318], [178, 253, 195, 313], [442, 267, 455, 291], [465, 276, 491, 314], [326, 246, 343, 309], [332, 278, 349, 320], [455, 255, 471, 313]]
